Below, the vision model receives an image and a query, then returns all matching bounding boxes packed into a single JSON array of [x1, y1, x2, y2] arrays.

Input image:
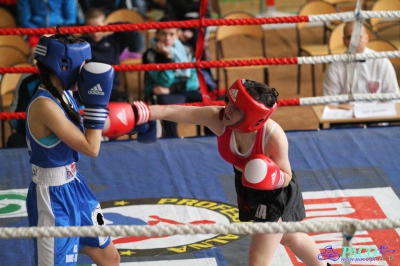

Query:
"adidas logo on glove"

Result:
[[116, 108, 128, 126], [88, 84, 105, 95]]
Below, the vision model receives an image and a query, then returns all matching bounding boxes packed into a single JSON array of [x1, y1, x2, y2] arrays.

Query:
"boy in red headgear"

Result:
[[104, 79, 326, 266]]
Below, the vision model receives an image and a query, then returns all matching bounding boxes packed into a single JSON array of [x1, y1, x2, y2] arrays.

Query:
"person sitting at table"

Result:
[[323, 21, 399, 96]]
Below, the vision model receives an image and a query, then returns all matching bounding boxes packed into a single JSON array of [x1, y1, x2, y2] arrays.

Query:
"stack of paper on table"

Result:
[[321, 102, 397, 120]]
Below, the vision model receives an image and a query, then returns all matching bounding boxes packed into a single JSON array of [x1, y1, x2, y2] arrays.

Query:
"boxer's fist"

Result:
[[78, 62, 114, 129], [103, 102, 135, 139], [102, 101, 152, 138], [78, 62, 114, 109], [242, 154, 286, 190]]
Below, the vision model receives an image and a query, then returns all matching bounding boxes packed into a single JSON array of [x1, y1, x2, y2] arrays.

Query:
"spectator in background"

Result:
[[80, 8, 145, 102], [17, 0, 77, 59], [164, 0, 216, 92], [142, 15, 202, 138], [77, 0, 162, 19], [78, 0, 129, 17], [127, 0, 166, 19], [323, 21, 399, 95], [164, 0, 211, 53]]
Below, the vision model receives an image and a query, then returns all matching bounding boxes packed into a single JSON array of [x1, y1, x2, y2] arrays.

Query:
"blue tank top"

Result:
[[26, 88, 83, 168]]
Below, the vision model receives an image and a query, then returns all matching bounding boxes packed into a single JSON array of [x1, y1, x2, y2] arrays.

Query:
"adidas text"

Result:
[[88, 84, 105, 95]]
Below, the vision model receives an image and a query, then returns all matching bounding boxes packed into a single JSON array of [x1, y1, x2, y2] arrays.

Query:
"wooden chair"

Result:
[[0, 35, 30, 58], [362, 0, 377, 10], [366, 39, 400, 65], [370, 0, 400, 34], [211, 0, 222, 18], [105, 8, 149, 48], [366, 39, 400, 85], [0, 63, 33, 146], [0, 46, 29, 67], [324, 0, 358, 11], [120, 58, 143, 101], [328, 22, 377, 55], [215, 11, 268, 90], [369, 0, 400, 49], [367, 39, 400, 66], [296, 1, 339, 96], [0, 7, 17, 28]]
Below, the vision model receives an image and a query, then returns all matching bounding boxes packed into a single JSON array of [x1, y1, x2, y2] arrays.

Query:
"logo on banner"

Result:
[[101, 197, 246, 257], [0, 189, 28, 218], [318, 244, 396, 263], [284, 188, 400, 266]]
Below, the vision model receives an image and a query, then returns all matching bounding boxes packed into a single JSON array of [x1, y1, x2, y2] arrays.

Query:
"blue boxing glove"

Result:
[[78, 62, 114, 129], [133, 120, 157, 143]]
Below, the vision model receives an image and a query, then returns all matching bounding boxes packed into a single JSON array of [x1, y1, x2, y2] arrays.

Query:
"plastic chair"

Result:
[[328, 22, 377, 55], [0, 63, 33, 146], [0, 35, 30, 58], [296, 1, 339, 96], [215, 11, 268, 90], [0, 7, 17, 28], [105, 8, 149, 48]]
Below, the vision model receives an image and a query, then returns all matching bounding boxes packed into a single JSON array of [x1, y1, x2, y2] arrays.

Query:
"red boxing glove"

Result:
[[102, 101, 152, 139], [242, 154, 286, 190], [103, 102, 135, 139]]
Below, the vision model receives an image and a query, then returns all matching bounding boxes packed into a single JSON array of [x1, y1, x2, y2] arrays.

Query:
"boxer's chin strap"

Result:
[[346, 0, 363, 98]]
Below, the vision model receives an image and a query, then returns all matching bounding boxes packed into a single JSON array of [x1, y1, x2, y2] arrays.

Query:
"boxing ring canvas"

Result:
[[1, 126, 400, 266]]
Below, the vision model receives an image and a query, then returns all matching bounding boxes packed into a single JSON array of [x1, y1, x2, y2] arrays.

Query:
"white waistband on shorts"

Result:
[[32, 162, 78, 186]]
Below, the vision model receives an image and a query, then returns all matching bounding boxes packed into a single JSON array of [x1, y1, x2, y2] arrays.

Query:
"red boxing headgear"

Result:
[[226, 79, 278, 133]]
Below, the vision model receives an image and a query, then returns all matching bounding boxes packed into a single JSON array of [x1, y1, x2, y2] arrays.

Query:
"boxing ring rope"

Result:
[[0, 217, 399, 239], [2, 91, 400, 121], [1, 1, 400, 264], [2, 49, 400, 73], [0, 11, 398, 36], [2, 91, 400, 122]]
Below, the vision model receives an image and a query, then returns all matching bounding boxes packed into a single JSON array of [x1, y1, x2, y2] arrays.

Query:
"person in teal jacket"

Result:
[[142, 15, 202, 138]]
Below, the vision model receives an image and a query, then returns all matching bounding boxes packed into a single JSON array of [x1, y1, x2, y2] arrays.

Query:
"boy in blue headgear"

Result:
[[26, 30, 120, 266]]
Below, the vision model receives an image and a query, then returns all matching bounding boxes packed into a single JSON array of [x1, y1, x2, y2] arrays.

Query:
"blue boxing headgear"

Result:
[[34, 33, 92, 90]]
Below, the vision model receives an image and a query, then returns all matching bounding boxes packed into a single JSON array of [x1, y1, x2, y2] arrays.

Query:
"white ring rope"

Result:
[[308, 10, 400, 23], [1, 218, 399, 239], [299, 92, 400, 105], [298, 50, 400, 65]]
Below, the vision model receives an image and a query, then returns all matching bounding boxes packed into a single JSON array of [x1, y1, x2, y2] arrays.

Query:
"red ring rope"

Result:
[[0, 98, 302, 121]]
